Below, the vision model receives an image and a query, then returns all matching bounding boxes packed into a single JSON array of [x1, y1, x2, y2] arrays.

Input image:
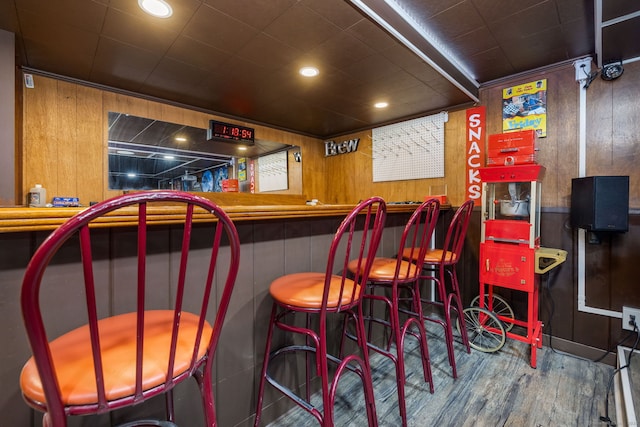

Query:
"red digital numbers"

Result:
[[210, 120, 255, 144]]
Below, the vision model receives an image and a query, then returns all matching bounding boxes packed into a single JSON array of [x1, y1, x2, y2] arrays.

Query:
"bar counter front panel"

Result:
[[0, 204, 445, 427]]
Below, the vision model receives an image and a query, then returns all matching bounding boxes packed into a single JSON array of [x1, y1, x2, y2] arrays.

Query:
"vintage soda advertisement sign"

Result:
[[502, 79, 547, 137]]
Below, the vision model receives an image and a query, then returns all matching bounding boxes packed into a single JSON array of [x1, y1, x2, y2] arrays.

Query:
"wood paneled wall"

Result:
[[321, 111, 468, 206], [20, 75, 325, 206]]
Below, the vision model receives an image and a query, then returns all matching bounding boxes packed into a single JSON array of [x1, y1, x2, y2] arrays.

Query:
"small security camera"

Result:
[[601, 61, 624, 81]]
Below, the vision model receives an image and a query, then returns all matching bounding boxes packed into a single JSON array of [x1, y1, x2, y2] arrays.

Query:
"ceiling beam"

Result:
[[349, 0, 480, 103]]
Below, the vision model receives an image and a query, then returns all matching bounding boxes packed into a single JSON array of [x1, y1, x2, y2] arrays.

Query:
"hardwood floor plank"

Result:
[[266, 326, 615, 426]]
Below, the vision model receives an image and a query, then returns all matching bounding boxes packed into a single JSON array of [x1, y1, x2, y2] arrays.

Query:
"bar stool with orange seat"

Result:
[[402, 199, 474, 379], [344, 198, 439, 427], [19, 191, 240, 427], [253, 197, 386, 427]]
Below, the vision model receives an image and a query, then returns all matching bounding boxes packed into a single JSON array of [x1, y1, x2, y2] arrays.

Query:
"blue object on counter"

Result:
[[52, 197, 80, 207]]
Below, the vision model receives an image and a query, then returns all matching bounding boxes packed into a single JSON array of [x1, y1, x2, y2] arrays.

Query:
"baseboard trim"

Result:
[[542, 334, 617, 366]]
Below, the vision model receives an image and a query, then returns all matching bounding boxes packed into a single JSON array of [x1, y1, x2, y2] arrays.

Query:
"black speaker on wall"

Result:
[[570, 176, 629, 232]]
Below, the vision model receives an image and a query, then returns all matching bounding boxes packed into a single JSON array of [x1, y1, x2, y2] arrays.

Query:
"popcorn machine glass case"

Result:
[[480, 164, 543, 251]]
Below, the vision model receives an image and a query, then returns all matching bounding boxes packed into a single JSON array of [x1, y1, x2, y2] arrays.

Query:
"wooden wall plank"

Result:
[[23, 75, 58, 204], [55, 80, 78, 198], [76, 84, 103, 204]]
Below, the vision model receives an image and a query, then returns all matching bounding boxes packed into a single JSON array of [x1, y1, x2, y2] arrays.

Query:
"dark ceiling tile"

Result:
[[469, 47, 516, 82], [373, 71, 425, 99], [308, 32, 375, 71], [91, 37, 161, 90], [470, 0, 548, 24], [602, 17, 640, 63], [263, 3, 341, 52], [302, 0, 364, 30], [16, 0, 107, 33], [204, 0, 297, 30], [500, 26, 569, 72], [450, 27, 498, 61], [347, 18, 401, 52], [380, 43, 425, 69], [402, 60, 451, 86], [556, 0, 592, 23], [488, 1, 560, 42], [141, 57, 212, 99], [341, 54, 402, 84], [102, 8, 179, 54], [425, 2, 485, 40], [400, 0, 471, 21], [560, 17, 594, 59], [165, 35, 234, 72], [602, 0, 640, 22], [235, 33, 301, 71], [0, 1, 20, 32], [18, 9, 99, 78], [182, 4, 258, 53]]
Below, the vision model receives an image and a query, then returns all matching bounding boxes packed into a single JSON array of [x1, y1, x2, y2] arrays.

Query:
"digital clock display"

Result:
[[207, 120, 255, 145]]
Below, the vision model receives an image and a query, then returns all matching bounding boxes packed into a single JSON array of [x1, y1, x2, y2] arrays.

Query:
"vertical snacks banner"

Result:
[[466, 106, 485, 201], [502, 79, 547, 137]]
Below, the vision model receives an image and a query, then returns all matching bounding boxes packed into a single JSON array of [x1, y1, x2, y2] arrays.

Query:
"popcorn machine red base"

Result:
[[464, 164, 566, 368]]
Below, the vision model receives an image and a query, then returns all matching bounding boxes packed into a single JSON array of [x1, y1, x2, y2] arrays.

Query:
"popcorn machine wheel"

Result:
[[456, 164, 567, 368]]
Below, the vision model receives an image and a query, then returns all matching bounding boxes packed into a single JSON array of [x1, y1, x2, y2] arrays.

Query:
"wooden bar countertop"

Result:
[[0, 192, 434, 233]]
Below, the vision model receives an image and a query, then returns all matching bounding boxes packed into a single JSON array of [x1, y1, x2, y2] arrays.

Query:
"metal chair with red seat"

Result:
[[253, 197, 386, 427], [402, 199, 474, 379], [19, 191, 241, 427], [343, 198, 439, 427]]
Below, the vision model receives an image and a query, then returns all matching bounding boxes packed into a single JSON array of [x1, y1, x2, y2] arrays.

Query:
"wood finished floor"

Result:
[[267, 326, 616, 427]]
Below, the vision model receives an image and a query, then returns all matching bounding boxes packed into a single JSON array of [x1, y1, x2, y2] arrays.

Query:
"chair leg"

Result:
[[193, 369, 216, 426], [164, 388, 176, 423], [416, 267, 458, 379], [448, 268, 471, 353], [389, 287, 408, 427], [353, 305, 379, 427], [408, 282, 434, 393], [254, 304, 278, 427]]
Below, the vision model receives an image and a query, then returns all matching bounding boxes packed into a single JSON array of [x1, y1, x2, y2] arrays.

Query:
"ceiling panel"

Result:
[[1, 0, 636, 138]]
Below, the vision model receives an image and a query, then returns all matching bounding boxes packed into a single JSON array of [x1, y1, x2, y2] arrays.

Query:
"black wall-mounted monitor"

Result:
[[207, 120, 255, 145]]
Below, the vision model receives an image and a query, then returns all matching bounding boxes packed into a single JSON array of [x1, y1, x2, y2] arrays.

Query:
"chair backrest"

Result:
[[322, 197, 386, 313], [440, 199, 474, 264], [20, 191, 240, 422], [394, 198, 440, 282]]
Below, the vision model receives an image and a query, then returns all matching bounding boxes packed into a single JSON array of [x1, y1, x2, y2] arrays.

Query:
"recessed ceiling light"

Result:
[[238, 146, 247, 151], [299, 67, 319, 77], [175, 136, 186, 142], [163, 155, 175, 160], [138, 0, 173, 18], [374, 102, 389, 108], [117, 150, 135, 155], [127, 173, 137, 178]]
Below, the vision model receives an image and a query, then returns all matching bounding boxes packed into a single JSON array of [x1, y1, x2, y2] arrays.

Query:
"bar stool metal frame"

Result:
[[402, 199, 474, 379], [343, 198, 439, 427], [19, 191, 240, 427], [253, 197, 386, 427]]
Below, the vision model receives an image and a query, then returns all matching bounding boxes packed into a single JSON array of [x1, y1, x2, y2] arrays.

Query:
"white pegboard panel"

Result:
[[257, 151, 288, 192], [372, 112, 447, 182]]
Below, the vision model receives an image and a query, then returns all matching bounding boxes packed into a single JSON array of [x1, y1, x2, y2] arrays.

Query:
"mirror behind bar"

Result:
[[107, 112, 297, 191]]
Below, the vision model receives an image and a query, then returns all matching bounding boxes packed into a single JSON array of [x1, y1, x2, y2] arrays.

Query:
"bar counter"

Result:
[[0, 202, 425, 233]]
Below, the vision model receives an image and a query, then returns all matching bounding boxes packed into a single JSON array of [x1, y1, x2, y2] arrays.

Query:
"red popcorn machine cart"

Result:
[[460, 162, 567, 368]]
